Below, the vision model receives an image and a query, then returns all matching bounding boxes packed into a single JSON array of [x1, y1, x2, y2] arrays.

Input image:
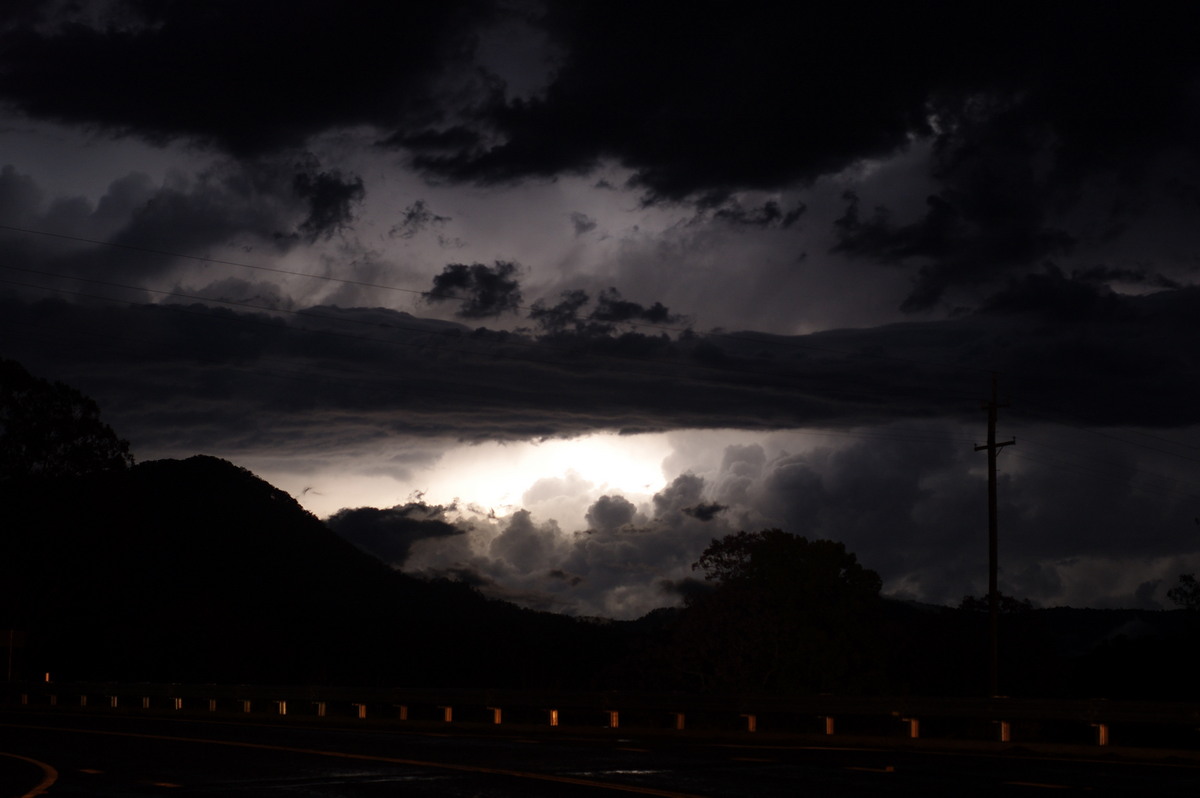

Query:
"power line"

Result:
[[1014, 437, 1200, 496], [1016, 402, 1200, 467], [1008, 448, 1200, 504]]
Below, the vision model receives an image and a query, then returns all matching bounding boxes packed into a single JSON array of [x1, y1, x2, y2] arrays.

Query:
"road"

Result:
[[3, 709, 1200, 797]]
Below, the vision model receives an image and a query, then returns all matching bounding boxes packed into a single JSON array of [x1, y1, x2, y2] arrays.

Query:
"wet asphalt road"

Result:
[[4, 709, 1200, 797]]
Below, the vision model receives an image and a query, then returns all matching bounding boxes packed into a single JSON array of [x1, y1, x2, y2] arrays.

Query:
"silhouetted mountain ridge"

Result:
[[2, 455, 1197, 697], [0, 455, 626, 687]]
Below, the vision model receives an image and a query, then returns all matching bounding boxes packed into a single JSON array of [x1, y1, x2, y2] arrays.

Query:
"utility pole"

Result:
[[975, 372, 1014, 696]]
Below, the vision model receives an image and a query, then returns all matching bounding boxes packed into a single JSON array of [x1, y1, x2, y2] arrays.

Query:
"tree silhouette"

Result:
[[670, 529, 884, 693], [959, 592, 1034, 614], [0, 358, 133, 482], [1168, 574, 1199, 610]]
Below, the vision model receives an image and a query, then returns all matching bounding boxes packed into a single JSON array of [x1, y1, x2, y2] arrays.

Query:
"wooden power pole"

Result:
[[975, 373, 1014, 696]]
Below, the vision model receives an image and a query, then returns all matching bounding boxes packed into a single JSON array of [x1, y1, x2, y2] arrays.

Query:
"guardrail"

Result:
[[6, 682, 1200, 751]]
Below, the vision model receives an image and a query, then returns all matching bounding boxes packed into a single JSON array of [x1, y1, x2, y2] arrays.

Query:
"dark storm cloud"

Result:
[[528, 289, 591, 334], [325, 501, 464, 566], [821, 16, 1200, 312], [528, 288, 685, 335], [488, 509, 563, 574], [652, 473, 705, 518], [1071, 265, 1181, 291], [425, 260, 523, 318], [0, 161, 355, 288], [4, 2, 1197, 318], [415, 473, 743, 616], [584, 494, 636, 532], [4, 3, 1197, 213], [833, 188, 1077, 312], [291, 168, 365, 242], [590, 288, 681, 327], [407, 2, 1197, 313], [394, 428, 1200, 615], [5, 280, 1200, 455], [406, 3, 1200, 200], [0, 164, 40, 223], [569, 211, 596, 236], [747, 435, 979, 603], [0, 0, 492, 156], [181, 277, 294, 311], [682, 502, 726, 522], [710, 199, 806, 229], [977, 265, 1132, 322], [830, 123, 1084, 312], [729, 421, 1200, 608], [390, 200, 451, 240], [411, 2, 935, 198]]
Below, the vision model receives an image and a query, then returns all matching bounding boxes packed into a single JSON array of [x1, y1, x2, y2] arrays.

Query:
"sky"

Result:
[[2, 0, 1200, 619]]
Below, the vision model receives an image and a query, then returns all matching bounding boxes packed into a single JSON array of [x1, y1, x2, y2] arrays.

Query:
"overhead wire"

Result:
[[1014, 402, 1200, 467], [1006, 438, 1200, 504]]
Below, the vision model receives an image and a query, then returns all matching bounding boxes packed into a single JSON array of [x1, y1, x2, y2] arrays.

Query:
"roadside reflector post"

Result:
[[548, 709, 559, 727], [276, 700, 287, 716], [996, 721, 1011, 742], [740, 714, 757, 733], [142, 697, 150, 710], [439, 706, 453, 723], [173, 697, 183, 711], [353, 703, 367, 719], [488, 707, 502, 724], [80, 695, 87, 707], [673, 712, 686, 731], [394, 704, 408, 721], [313, 701, 326, 717], [240, 700, 251, 713], [108, 695, 118, 709], [1092, 723, 1110, 746], [822, 715, 835, 735], [208, 699, 217, 712], [902, 717, 919, 739], [607, 710, 619, 729]]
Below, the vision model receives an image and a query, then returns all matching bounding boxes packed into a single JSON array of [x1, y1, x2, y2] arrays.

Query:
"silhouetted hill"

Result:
[[0, 455, 626, 687], [2, 454, 1196, 696], [876, 600, 1200, 699]]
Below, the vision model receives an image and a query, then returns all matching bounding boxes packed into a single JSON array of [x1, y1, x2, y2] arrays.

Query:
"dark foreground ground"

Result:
[[4, 708, 1200, 797]]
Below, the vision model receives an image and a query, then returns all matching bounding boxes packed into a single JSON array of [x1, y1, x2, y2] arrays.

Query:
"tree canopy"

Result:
[[1168, 574, 1199, 611], [0, 358, 133, 482], [670, 529, 884, 694], [695, 528, 883, 597]]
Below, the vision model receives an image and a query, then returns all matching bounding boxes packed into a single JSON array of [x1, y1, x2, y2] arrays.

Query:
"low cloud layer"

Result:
[[4, 275, 1200, 448]]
